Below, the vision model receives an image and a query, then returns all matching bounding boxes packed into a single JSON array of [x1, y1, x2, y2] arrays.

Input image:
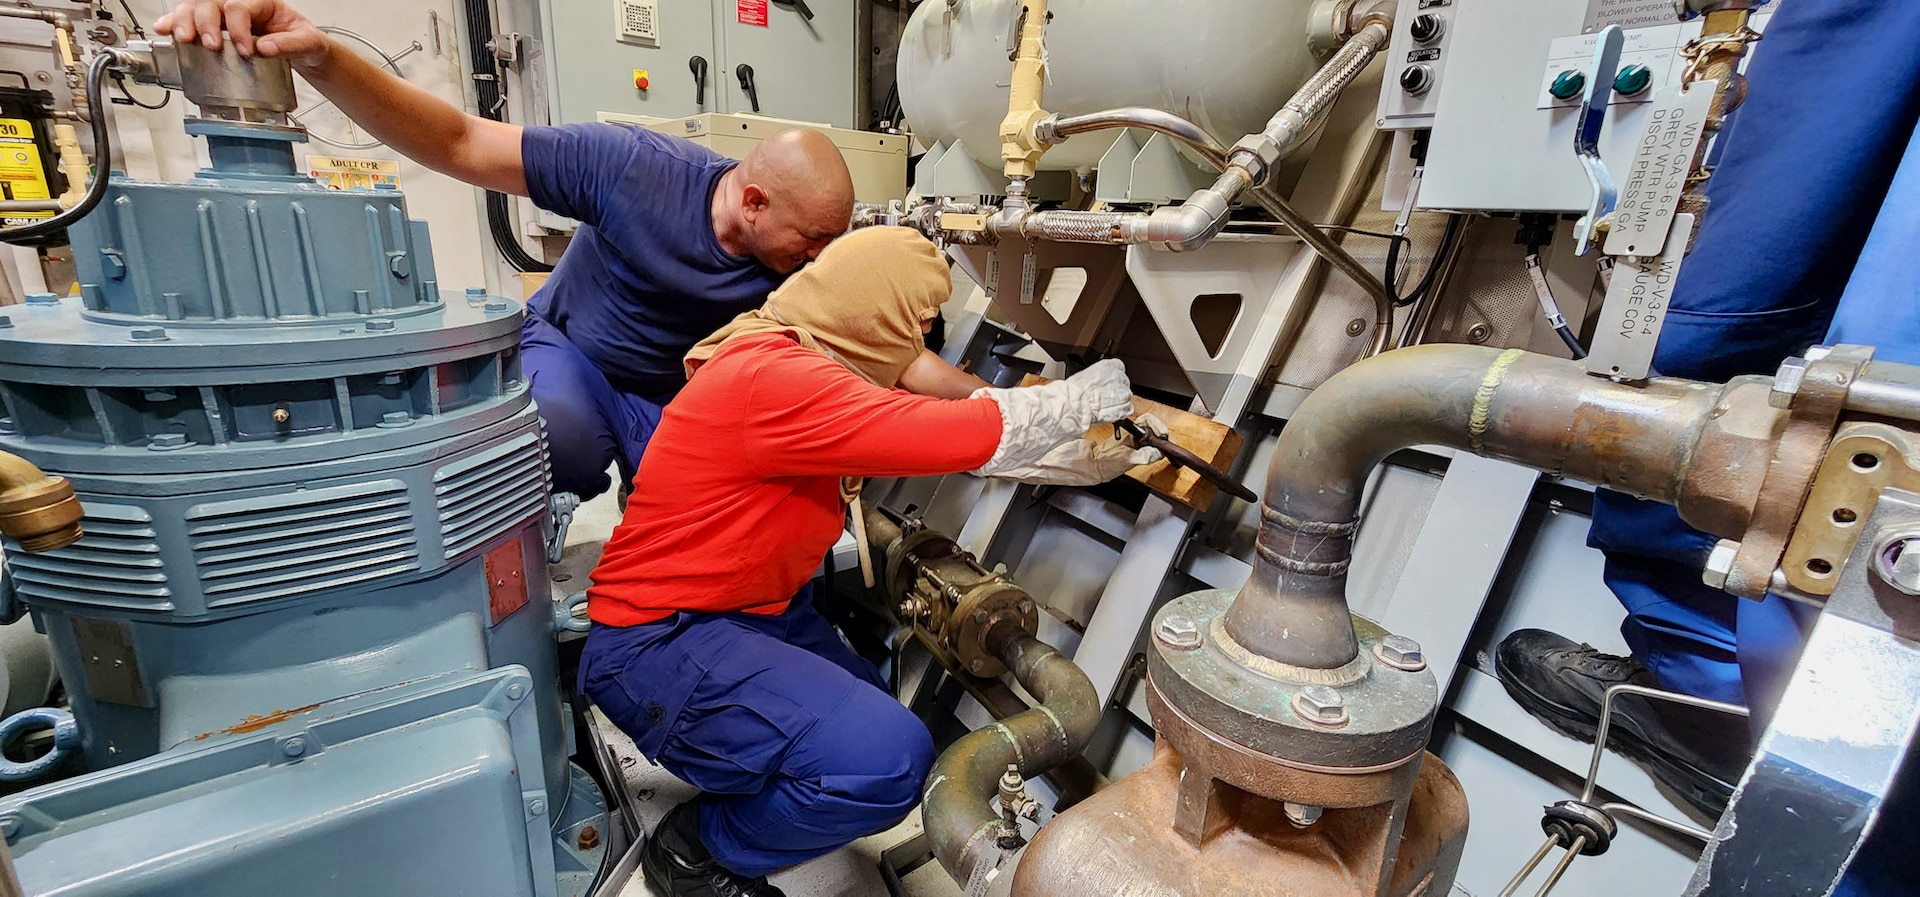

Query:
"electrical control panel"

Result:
[[1375, 0, 1459, 131], [1416, 0, 1769, 214]]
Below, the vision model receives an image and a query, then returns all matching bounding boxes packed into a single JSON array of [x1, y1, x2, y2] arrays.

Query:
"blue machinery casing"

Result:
[[0, 41, 605, 896]]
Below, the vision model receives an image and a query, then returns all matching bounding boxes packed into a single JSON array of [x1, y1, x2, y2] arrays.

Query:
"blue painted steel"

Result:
[[0, 116, 603, 895], [0, 706, 77, 781]]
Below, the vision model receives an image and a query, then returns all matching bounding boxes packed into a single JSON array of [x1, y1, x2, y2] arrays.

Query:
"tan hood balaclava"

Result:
[[685, 226, 951, 388]]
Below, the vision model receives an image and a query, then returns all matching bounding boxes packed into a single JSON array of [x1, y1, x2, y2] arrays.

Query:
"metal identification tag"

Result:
[[1587, 212, 1691, 381], [1604, 80, 1715, 258]]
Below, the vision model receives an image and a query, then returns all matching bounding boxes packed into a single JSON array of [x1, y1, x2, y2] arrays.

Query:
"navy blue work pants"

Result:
[[1585, 1, 1920, 892], [579, 584, 935, 878], [522, 313, 664, 500]]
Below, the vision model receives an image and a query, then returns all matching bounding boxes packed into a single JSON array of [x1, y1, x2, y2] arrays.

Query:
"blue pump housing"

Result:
[[0, 120, 604, 895]]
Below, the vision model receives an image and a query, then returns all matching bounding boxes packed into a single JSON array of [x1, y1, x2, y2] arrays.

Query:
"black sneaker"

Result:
[[1494, 629, 1752, 820], [641, 801, 787, 897]]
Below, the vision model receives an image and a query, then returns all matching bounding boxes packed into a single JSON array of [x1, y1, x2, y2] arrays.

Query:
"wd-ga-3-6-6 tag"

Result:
[[1604, 80, 1715, 259]]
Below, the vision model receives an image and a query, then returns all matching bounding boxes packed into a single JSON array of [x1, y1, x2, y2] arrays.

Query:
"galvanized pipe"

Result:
[[989, 29, 1399, 348], [923, 620, 1100, 881], [1229, 346, 1778, 669]]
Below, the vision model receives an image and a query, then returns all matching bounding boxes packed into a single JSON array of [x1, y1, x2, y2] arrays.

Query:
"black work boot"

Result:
[[641, 801, 787, 897], [1494, 629, 1753, 819]]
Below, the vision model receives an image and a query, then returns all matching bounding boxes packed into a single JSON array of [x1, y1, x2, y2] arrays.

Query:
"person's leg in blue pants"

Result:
[[1586, 0, 1920, 707], [521, 313, 665, 500], [580, 583, 934, 879]]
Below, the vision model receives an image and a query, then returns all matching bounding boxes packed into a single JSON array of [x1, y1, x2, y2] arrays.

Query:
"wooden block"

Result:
[[1019, 374, 1245, 510]]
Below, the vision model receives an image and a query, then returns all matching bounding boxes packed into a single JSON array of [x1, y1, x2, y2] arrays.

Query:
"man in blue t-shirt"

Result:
[[162, 0, 989, 500]]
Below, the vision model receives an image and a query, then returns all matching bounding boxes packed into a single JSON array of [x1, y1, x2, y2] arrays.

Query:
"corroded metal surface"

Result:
[[1009, 737, 1467, 897], [0, 452, 82, 553], [1229, 345, 1781, 670], [1150, 590, 1437, 769]]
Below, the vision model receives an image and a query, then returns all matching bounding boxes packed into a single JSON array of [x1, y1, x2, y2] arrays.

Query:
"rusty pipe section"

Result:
[[1231, 345, 1782, 669], [923, 620, 1099, 882], [0, 451, 82, 553]]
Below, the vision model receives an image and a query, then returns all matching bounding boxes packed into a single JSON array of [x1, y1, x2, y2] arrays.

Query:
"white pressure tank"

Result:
[[897, 0, 1322, 172]]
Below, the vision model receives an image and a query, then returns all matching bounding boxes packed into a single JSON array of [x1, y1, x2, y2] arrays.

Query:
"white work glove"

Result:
[[970, 359, 1137, 477], [986, 436, 1163, 486]]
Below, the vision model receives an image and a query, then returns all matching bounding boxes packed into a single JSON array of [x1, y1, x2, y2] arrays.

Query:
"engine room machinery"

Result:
[[0, 38, 604, 896]]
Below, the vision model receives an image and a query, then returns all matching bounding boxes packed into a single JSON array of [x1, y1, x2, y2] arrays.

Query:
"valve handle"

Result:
[[736, 63, 760, 113], [1572, 25, 1625, 255]]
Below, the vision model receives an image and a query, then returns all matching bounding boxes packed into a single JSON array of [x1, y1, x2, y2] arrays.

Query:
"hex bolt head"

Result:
[[282, 736, 306, 758], [972, 610, 988, 624], [365, 318, 396, 332], [1702, 539, 1740, 591], [969, 658, 986, 674], [529, 799, 548, 817], [1293, 685, 1348, 727], [506, 683, 527, 701], [1874, 535, 1920, 596], [129, 326, 169, 341], [148, 433, 189, 450], [464, 286, 489, 304], [1374, 634, 1427, 672], [577, 825, 601, 851], [0, 315, 11, 328], [484, 299, 512, 313], [0, 417, 14, 435], [1283, 802, 1323, 828], [378, 411, 413, 428], [1156, 614, 1202, 650], [23, 292, 57, 305], [1770, 357, 1809, 409]]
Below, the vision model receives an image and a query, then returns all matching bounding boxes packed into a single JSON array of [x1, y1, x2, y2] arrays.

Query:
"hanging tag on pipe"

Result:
[[1587, 212, 1691, 382]]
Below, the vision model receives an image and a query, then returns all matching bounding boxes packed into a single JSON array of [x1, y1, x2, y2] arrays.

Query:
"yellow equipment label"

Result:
[[307, 155, 402, 191], [0, 118, 53, 221]]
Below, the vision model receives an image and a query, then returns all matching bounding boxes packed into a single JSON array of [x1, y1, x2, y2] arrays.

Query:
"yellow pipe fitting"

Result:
[[51, 123, 89, 208], [997, 0, 1053, 183], [0, 451, 83, 553]]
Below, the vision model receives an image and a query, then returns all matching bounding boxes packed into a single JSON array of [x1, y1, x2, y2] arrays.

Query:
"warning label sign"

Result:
[[738, 0, 768, 27], [0, 118, 53, 221], [307, 155, 402, 191]]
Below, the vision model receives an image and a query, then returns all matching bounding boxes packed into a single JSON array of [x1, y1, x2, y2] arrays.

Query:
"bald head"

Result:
[[716, 128, 856, 274]]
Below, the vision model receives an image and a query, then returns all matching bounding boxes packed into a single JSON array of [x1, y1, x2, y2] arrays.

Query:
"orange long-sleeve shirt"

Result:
[[586, 333, 1004, 626]]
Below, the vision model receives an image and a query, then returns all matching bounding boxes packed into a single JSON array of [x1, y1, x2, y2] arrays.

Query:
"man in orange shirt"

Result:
[[581, 228, 1154, 896]]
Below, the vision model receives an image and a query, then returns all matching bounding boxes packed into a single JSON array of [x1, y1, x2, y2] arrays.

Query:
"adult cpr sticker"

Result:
[[0, 118, 53, 221]]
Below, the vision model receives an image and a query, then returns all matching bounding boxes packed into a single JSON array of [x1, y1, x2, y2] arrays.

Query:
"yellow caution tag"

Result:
[[0, 118, 53, 221]]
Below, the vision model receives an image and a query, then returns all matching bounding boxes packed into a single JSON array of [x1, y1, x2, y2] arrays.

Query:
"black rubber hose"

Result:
[[0, 52, 117, 245], [461, 0, 551, 273]]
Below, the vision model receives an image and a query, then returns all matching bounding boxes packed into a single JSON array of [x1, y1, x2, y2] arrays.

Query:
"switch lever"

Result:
[[1572, 25, 1624, 255], [735, 63, 760, 113], [690, 56, 709, 107], [773, 0, 815, 21]]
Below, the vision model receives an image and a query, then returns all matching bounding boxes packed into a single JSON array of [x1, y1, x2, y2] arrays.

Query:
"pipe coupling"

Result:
[[0, 458, 82, 553]]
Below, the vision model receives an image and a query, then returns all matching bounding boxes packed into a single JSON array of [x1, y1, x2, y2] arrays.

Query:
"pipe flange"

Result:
[[1147, 589, 1437, 769], [950, 581, 1038, 679]]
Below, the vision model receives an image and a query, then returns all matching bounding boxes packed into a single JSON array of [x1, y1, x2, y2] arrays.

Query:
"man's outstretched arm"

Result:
[[158, 0, 527, 196]]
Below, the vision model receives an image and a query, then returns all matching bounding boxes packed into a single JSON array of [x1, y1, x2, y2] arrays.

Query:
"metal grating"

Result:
[[6, 502, 171, 610], [435, 432, 548, 560], [187, 479, 420, 605]]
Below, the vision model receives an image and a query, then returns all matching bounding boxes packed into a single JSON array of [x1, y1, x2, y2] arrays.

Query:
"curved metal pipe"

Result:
[[1227, 345, 1781, 668], [924, 621, 1100, 881], [1038, 107, 1231, 170], [0, 451, 82, 553]]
